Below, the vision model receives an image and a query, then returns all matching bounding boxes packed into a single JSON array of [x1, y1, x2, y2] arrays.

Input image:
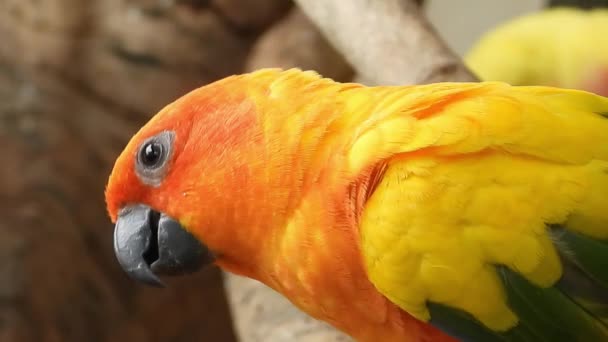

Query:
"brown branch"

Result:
[[293, 0, 478, 85]]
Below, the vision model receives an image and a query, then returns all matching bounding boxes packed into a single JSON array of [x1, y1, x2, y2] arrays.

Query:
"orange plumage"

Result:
[[105, 69, 454, 341]]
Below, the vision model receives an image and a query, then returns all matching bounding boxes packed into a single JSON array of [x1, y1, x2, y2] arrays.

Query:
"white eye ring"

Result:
[[135, 130, 175, 187]]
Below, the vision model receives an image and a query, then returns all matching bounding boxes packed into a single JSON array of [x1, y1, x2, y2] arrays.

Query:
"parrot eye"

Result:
[[141, 142, 163, 167], [135, 130, 175, 187]]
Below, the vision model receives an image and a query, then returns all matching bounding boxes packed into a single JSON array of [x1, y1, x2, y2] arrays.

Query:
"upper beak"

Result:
[[113, 204, 215, 287]]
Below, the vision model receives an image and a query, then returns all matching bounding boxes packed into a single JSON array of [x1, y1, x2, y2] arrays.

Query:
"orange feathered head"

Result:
[[105, 68, 349, 285]]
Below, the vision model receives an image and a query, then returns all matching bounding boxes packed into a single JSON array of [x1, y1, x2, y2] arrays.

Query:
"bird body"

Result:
[[106, 69, 608, 341]]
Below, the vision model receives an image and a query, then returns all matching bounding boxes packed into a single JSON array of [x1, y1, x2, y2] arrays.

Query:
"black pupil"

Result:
[[141, 142, 163, 167]]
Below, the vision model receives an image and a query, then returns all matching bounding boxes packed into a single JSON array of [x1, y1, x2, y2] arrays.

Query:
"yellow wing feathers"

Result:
[[356, 82, 608, 331], [348, 83, 608, 172]]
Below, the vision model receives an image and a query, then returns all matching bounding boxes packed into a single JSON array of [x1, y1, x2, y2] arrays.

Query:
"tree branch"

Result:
[[293, 0, 478, 85]]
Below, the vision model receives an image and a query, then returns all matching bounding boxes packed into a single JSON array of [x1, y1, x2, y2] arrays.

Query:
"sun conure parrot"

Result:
[[106, 68, 608, 342], [465, 7, 608, 96]]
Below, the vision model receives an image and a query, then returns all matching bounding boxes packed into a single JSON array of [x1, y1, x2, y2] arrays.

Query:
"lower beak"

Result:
[[113, 204, 214, 287]]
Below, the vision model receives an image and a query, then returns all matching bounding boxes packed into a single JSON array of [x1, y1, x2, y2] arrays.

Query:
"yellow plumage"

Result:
[[465, 7, 608, 91], [347, 81, 608, 331]]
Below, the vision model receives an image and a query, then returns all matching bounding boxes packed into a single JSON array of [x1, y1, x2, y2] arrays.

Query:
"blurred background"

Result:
[[0, 0, 605, 341], [428, 0, 543, 55]]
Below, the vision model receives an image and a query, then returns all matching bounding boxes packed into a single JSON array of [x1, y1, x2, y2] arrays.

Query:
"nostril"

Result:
[[143, 210, 160, 266]]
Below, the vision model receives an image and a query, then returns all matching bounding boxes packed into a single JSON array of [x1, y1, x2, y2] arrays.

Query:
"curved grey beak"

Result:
[[113, 204, 214, 287]]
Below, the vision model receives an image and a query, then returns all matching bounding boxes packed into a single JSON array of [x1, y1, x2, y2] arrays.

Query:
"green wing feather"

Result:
[[423, 106, 608, 341], [428, 241, 608, 342]]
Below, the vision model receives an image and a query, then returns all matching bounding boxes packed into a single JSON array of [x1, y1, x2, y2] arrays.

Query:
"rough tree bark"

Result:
[[224, 1, 478, 341], [0, 57, 239, 342]]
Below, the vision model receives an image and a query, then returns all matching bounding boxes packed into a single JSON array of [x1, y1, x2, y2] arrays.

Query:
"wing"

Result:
[[355, 83, 608, 341]]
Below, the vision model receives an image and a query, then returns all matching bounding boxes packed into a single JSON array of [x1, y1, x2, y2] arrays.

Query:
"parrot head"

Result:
[[105, 70, 294, 286]]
